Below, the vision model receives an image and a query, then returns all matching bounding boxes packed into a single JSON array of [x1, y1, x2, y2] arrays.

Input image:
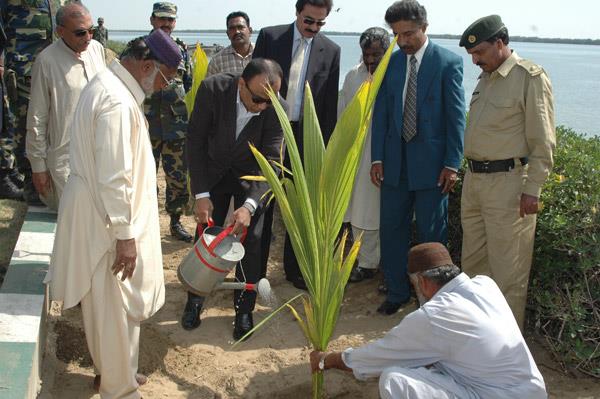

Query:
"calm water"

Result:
[[112, 31, 600, 136]]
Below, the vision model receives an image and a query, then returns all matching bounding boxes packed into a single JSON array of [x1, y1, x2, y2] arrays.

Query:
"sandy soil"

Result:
[[38, 173, 600, 399]]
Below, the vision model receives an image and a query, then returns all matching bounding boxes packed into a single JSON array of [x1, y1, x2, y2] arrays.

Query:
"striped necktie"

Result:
[[286, 37, 307, 121], [402, 55, 418, 142]]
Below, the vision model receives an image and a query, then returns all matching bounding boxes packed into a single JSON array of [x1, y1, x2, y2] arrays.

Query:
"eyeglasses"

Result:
[[244, 81, 272, 105], [303, 17, 326, 27], [72, 26, 94, 37], [155, 63, 176, 86]]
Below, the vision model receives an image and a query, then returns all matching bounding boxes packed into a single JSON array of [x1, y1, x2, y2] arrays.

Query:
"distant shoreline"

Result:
[[112, 29, 600, 45]]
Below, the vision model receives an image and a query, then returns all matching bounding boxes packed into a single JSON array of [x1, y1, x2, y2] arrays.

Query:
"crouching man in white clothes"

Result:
[[47, 29, 181, 398], [310, 242, 547, 399]]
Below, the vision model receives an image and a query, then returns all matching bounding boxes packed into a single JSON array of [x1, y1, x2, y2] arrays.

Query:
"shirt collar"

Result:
[[109, 60, 146, 106], [493, 50, 520, 78], [411, 36, 429, 65], [224, 43, 254, 57], [430, 272, 470, 300], [293, 21, 314, 45], [58, 38, 84, 60]]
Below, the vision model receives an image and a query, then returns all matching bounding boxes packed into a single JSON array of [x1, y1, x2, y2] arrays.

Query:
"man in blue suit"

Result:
[[370, 0, 465, 314]]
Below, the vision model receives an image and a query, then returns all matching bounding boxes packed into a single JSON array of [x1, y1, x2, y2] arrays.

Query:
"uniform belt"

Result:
[[467, 157, 528, 173]]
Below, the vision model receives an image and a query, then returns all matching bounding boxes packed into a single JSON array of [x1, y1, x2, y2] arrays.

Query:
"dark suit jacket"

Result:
[[253, 23, 340, 142], [186, 73, 284, 204], [372, 41, 466, 191]]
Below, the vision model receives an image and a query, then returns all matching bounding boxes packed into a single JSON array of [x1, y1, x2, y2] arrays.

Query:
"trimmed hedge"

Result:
[[447, 126, 600, 377]]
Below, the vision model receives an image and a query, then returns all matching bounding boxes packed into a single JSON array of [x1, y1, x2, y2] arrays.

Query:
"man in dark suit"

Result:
[[253, 0, 340, 290], [370, 0, 465, 314], [182, 58, 284, 340]]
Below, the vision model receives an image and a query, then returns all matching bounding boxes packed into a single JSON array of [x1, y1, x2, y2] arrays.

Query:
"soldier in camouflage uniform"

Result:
[[144, 2, 193, 242], [1, 0, 60, 205], [0, 18, 24, 199], [92, 16, 107, 47]]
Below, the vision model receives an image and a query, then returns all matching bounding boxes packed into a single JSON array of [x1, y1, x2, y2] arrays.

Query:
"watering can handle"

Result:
[[196, 218, 215, 236], [207, 224, 247, 254]]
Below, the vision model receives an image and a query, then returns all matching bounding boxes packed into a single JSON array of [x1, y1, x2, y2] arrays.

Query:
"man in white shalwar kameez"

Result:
[[339, 28, 390, 283], [26, 3, 106, 209], [310, 243, 547, 399], [47, 30, 181, 398]]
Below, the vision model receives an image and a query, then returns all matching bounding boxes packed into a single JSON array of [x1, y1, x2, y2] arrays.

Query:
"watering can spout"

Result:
[[215, 278, 272, 301]]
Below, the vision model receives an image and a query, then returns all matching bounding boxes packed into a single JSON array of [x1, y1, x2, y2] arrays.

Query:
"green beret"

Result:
[[459, 15, 505, 49], [153, 2, 177, 18]]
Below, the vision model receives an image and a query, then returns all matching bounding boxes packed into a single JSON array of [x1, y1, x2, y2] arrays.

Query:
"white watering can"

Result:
[[177, 221, 272, 300]]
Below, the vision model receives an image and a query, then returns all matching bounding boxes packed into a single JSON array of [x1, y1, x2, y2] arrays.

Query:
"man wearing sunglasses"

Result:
[[144, 2, 194, 243], [183, 58, 284, 339], [25, 2, 105, 210], [253, 0, 340, 291]]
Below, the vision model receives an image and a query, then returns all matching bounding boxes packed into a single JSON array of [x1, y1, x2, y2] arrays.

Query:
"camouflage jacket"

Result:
[[92, 25, 107, 47], [0, 0, 60, 78], [144, 35, 192, 141]]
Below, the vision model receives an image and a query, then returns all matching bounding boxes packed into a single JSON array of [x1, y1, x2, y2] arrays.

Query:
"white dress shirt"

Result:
[[342, 273, 547, 399]]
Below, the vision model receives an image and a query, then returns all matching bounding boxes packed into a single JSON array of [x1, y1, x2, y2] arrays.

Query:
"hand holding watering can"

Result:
[[194, 197, 251, 235]]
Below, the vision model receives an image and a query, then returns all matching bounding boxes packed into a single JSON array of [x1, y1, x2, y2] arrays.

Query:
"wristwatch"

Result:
[[242, 201, 256, 216], [318, 352, 327, 371]]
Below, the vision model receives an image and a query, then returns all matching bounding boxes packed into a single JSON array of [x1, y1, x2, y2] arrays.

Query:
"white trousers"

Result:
[[80, 255, 141, 399], [379, 367, 474, 399], [352, 226, 380, 270]]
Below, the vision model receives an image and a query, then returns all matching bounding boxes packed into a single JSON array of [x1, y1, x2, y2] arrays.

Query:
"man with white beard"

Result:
[[309, 243, 547, 399], [47, 29, 180, 398]]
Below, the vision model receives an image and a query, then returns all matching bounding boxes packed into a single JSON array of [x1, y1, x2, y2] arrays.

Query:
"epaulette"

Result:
[[516, 58, 543, 76]]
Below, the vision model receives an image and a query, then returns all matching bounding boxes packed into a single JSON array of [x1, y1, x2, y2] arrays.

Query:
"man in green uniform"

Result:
[[459, 15, 555, 329], [144, 2, 193, 242], [1, 0, 60, 205], [92, 16, 108, 47], [0, 18, 23, 199]]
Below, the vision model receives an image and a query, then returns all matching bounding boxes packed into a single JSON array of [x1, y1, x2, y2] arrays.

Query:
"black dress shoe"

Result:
[[288, 276, 308, 291], [377, 300, 407, 315], [181, 297, 203, 330], [170, 215, 193, 242], [233, 312, 254, 341], [349, 267, 377, 283]]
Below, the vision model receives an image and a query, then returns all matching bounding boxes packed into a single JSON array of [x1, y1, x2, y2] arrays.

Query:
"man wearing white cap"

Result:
[[310, 243, 547, 399], [48, 29, 180, 398]]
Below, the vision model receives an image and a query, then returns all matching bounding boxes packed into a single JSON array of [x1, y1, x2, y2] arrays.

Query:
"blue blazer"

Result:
[[372, 41, 466, 191]]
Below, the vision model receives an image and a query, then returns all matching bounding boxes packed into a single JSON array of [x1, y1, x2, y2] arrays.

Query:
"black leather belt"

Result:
[[467, 157, 528, 173]]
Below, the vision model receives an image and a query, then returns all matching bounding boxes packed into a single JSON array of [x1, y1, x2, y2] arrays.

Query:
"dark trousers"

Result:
[[260, 121, 303, 281], [189, 171, 266, 313], [380, 144, 448, 303]]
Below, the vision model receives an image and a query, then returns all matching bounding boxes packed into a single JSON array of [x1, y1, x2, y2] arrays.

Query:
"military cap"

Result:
[[459, 15, 506, 49], [153, 2, 177, 18], [407, 242, 454, 274], [144, 29, 182, 68]]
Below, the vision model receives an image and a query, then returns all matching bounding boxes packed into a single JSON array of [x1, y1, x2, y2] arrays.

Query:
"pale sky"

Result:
[[84, 0, 600, 40]]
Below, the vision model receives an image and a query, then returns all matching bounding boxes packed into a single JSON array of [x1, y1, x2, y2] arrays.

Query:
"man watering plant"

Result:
[[310, 243, 547, 399]]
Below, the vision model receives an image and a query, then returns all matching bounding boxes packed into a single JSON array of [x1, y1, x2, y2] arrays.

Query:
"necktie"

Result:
[[286, 37, 307, 121], [402, 55, 418, 142]]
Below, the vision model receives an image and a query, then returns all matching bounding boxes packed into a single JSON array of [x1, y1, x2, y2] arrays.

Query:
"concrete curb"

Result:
[[0, 206, 56, 399]]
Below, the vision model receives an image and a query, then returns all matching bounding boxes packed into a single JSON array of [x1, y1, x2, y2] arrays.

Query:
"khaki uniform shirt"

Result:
[[464, 51, 555, 197]]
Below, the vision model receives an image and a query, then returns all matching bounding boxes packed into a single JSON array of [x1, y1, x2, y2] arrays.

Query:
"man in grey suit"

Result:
[[253, 0, 340, 290], [182, 59, 284, 341]]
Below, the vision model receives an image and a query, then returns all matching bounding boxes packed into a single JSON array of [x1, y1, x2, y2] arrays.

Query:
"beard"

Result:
[[141, 68, 159, 96]]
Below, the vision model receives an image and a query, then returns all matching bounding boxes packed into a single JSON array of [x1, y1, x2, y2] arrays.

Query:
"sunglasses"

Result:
[[244, 81, 272, 105], [155, 63, 176, 86], [303, 17, 326, 27], [72, 26, 94, 37]]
